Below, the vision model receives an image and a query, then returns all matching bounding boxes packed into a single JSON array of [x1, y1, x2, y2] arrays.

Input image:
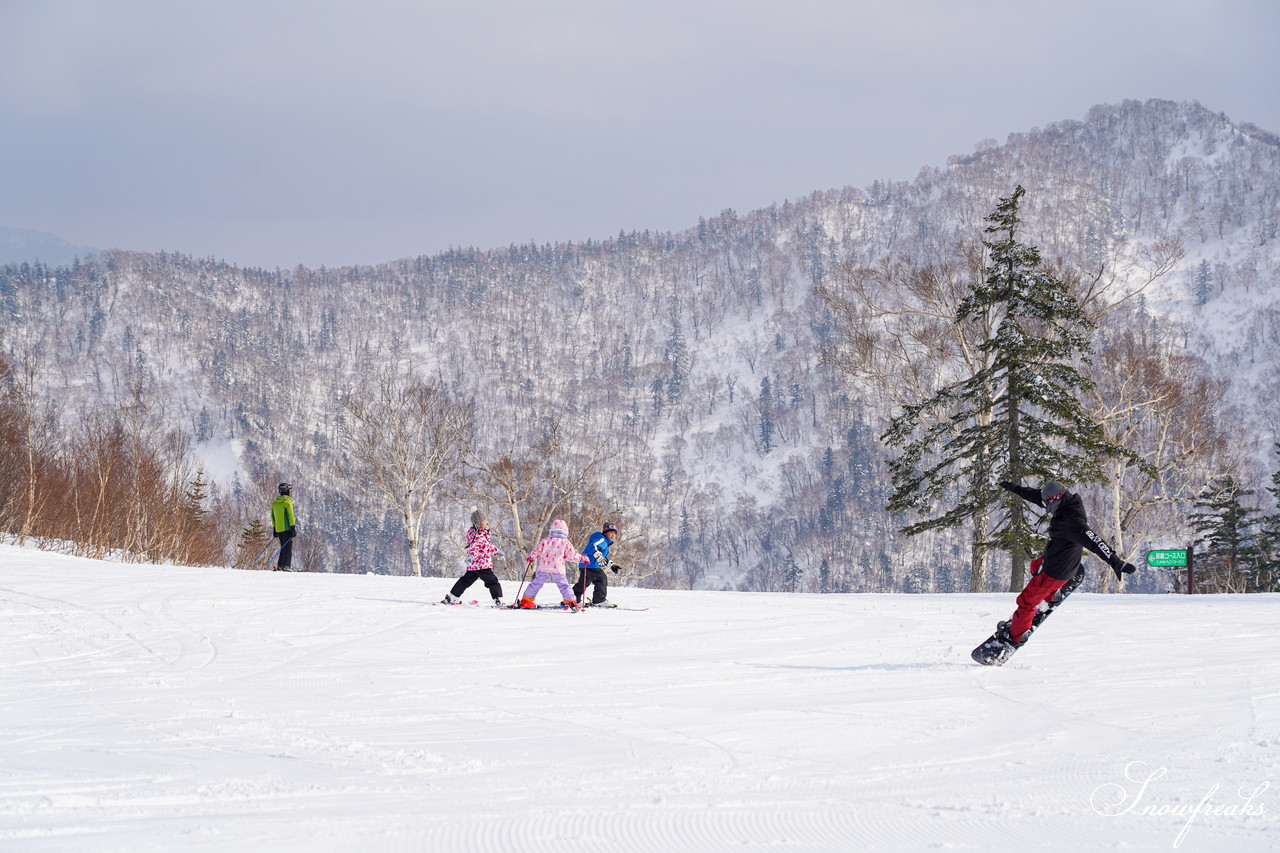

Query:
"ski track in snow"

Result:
[[0, 546, 1277, 851]]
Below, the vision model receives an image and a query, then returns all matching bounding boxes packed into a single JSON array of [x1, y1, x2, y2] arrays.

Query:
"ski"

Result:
[[971, 568, 1085, 666], [429, 601, 647, 612]]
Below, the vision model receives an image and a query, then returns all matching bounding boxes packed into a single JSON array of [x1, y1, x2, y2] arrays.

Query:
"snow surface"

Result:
[[1, 544, 1277, 852]]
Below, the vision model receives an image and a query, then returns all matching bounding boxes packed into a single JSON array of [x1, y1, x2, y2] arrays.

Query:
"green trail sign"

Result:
[[1146, 549, 1189, 568]]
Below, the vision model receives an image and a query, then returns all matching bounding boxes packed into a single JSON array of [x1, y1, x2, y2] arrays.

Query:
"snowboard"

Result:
[[970, 568, 1085, 666]]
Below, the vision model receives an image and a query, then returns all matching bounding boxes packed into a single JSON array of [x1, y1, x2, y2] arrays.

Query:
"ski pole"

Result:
[[247, 539, 275, 566], [512, 559, 535, 607]]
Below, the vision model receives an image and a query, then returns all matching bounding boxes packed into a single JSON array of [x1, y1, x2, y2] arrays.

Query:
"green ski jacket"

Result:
[[271, 495, 296, 534]]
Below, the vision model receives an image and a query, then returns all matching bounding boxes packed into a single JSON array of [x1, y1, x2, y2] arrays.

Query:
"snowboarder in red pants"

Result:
[[999, 479, 1138, 645]]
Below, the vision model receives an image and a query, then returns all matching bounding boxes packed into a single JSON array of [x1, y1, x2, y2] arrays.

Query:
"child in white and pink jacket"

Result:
[[518, 519, 586, 609]]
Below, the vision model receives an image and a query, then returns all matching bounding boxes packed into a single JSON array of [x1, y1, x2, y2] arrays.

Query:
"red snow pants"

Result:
[[1010, 571, 1070, 638]]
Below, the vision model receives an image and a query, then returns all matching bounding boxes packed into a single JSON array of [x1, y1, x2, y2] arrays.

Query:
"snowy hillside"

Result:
[[2, 98, 1278, 588], [2, 543, 1276, 851]]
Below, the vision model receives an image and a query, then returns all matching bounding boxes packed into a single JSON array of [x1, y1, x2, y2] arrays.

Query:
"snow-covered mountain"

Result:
[[3, 99, 1278, 588]]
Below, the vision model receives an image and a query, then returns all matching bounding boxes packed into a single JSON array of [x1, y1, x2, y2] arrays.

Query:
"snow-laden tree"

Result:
[[1253, 522, 1279, 592], [1189, 475, 1263, 593], [1249, 446, 1280, 591], [883, 187, 1139, 591], [337, 367, 473, 577]]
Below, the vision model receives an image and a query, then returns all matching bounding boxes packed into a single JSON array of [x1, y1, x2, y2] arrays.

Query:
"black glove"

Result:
[[999, 481, 1019, 492], [1111, 560, 1136, 581], [610, 563, 621, 574]]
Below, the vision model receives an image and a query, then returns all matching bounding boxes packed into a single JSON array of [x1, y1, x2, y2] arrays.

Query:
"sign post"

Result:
[[1146, 547, 1194, 593]]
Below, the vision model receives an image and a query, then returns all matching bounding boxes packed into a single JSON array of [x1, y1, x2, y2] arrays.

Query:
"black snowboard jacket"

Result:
[[1003, 484, 1127, 581]]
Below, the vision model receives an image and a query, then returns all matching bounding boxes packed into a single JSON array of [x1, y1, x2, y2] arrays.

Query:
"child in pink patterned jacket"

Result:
[[518, 519, 586, 610], [442, 508, 505, 606]]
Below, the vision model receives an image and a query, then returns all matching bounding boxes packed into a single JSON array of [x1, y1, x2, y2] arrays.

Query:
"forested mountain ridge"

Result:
[[3, 99, 1277, 591]]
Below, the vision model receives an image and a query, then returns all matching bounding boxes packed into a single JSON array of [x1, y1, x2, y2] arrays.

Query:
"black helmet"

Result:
[[278, 482, 292, 496]]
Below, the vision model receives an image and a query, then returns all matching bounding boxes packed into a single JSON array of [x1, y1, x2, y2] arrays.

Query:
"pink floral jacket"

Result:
[[465, 527, 501, 571], [526, 534, 586, 575]]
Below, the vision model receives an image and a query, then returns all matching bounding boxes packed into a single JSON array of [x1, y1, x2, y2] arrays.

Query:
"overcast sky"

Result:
[[2, 0, 1278, 269]]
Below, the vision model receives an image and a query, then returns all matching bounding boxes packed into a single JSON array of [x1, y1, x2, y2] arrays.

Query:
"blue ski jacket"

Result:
[[580, 531, 613, 569]]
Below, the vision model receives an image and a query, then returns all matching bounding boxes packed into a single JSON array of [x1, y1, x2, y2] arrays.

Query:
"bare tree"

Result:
[[1084, 323, 1232, 590], [1068, 236, 1185, 321], [337, 367, 473, 577], [817, 244, 999, 591], [0, 347, 62, 545], [458, 418, 615, 578]]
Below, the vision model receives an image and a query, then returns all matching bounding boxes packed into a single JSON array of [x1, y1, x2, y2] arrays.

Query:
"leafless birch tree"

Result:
[[817, 245, 1000, 590], [338, 367, 473, 577], [1084, 324, 1232, 591]]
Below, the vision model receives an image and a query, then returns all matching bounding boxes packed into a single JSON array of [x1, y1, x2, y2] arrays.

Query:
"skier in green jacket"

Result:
[[271, 483, 298, 570]]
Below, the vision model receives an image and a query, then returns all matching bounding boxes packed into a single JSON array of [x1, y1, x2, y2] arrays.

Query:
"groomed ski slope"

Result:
[[1, 544, 1276, 852]]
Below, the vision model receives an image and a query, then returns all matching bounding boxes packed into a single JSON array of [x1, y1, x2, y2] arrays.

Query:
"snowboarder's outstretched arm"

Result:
[[999, 481, 1045, 508]]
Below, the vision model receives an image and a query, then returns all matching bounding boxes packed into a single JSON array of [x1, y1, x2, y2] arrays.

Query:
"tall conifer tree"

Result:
[[1258, 443, 1280, 590], [883, 186, 1136, 591], [1189, 475, 1261, 592]]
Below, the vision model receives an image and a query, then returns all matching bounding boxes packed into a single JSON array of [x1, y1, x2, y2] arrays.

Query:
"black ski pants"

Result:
[[450, 569, 504, 600], [275, 530, 295, 569], [573, 567, 608, 604]]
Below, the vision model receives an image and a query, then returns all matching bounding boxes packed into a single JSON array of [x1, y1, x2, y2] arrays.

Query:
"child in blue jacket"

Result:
[[573, 521, 621, 606]]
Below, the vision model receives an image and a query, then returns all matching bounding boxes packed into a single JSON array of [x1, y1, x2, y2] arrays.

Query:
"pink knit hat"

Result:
[[549, 519, 568, 537]]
